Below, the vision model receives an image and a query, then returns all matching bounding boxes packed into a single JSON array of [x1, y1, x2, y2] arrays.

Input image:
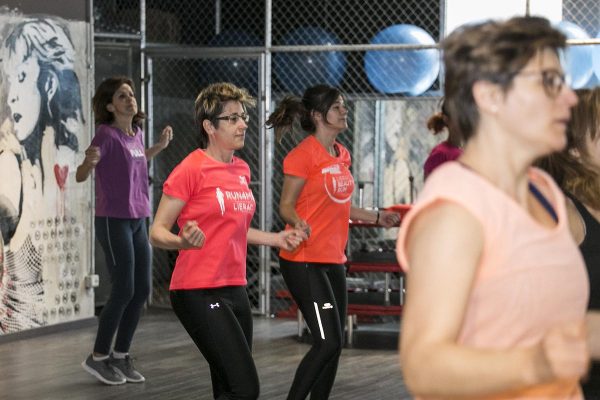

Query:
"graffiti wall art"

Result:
[[0, 12, 93, 334]]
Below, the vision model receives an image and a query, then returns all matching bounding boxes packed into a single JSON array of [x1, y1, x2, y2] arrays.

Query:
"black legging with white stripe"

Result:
[[93, 216, 151, 355], [279, 259, 347, 400]]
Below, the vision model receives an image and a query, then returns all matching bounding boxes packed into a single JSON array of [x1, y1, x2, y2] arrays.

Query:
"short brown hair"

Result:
[[194, 82, 256, 148], [442, 17, 566, 142]]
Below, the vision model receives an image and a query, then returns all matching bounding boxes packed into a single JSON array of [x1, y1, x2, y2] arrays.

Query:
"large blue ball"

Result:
[[556, 21, 594, 89], [593, 29, 600, 83], [202, 30, 261, 93], [274, 27, 346, 93], [364, 24, 440, 95]]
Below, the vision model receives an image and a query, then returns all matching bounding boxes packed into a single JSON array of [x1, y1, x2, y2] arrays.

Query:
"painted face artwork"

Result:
[[5, 40, 42, 142]]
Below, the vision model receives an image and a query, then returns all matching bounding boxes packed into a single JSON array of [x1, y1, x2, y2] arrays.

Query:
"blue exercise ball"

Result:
[[593, 29, 600, 83], [274, 27, 346, 93], [364, 24, 440, 96], [202, 30, 261, 93], [556, 21, 594, 89]]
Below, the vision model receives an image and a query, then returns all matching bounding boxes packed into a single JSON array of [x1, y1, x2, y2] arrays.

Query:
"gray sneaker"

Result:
[[81, 354, 126, 385], [110, 355, 145, 383]]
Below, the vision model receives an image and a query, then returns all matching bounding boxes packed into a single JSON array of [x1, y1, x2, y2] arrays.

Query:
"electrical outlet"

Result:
[[85, 274, 99, 288]]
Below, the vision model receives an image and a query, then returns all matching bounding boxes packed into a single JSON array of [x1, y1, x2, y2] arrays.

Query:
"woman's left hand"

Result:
[[158, 125, 174, 149], [277, 229, 308, 251], [378, 210, 402, 228]]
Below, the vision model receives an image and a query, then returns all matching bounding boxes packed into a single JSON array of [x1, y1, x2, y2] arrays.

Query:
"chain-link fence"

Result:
[[93, 0, 600, 315]]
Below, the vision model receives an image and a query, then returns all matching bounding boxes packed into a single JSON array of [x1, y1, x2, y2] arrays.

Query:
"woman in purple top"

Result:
[[75, 76, 173, 385], [423, 101, 463, 180]]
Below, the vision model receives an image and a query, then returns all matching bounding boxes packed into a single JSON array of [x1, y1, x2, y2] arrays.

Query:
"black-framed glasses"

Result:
[[516, 69, 567, 98], [214, 113, 250, 124]]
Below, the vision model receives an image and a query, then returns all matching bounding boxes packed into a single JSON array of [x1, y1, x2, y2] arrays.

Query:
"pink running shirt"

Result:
[[164, 150, 255, 290]]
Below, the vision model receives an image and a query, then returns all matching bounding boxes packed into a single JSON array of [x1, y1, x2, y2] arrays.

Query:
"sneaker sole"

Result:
[[111, 367, 145, 383], [81, 361, 126, 385]]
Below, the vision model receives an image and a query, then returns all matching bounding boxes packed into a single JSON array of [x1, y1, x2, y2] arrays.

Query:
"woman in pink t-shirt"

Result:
[[423, 100, 463, 180], [149, 82, 305, 400], [397, 17, 589, 399]]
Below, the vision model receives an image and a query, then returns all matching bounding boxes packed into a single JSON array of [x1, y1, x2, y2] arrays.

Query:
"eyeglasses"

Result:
[[516, 69, 568, 98], [214, 113, 250, 124]]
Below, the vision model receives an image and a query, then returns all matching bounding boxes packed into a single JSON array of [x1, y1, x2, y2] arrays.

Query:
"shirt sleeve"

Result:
[[163, 159, 193, 202], [90, 125, 112, 164], [283, 147, 311, 179]]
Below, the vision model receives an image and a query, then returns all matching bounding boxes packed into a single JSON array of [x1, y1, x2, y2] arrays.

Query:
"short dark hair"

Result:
[[194, 82, 256, 148], [442, 16, 566, 142]]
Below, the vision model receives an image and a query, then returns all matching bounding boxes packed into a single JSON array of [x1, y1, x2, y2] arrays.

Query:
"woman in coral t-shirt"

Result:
[[267, 85, 400, 399], [150, 82, 305, 400]]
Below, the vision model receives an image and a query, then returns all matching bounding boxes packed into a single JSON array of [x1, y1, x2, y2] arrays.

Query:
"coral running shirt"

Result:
[[280, 135, 354, 264], [164, 149, 255, 290]]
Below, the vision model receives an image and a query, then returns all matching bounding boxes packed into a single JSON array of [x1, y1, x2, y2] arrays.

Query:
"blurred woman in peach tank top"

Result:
[[396, 17, 589, 399]]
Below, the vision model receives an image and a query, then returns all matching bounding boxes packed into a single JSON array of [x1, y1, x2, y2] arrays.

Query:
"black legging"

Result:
[[170, 286, 259, 400], [279, 259, 347, 400], [94, 216, 151, 355]]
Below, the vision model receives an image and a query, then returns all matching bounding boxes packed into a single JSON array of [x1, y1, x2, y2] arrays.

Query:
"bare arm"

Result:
[[76, 146, 100, 183], [349, 207, 400, 228], [149, 193, 204, 250], [587, 311, 600, 359], [400, 202, 588, 397], [279, 174, 311, 235], [247, 227, 305, 251], [564, 197, 585, 245], [145, 125, 173, 161]]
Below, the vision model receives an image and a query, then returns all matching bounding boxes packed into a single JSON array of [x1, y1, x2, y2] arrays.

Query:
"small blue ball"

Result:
[[202, 30, 261, 93], [556, 21, 594, 89], [274, 27, 346, 93]]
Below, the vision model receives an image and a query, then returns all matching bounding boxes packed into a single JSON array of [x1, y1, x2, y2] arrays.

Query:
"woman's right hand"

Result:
[[180, 220, 205, 249], [534, 321, 589, 384], [294, 220, 311, 238], [83, 146, 101, 167]]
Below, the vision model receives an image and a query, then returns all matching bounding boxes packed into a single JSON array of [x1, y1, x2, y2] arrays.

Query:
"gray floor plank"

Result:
[[0, 308, 410, 399]]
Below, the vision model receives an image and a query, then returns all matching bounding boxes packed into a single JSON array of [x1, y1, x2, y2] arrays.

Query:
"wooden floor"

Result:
[[0, 308, 410, 399]]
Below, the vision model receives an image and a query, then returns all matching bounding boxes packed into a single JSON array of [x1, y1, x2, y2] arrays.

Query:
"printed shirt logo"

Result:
[[129, 147, 145, 158], [210, 303, 220, 309], [322, 163, 353, 204], [239, 175, 248, 186], [215, 186, 255, 215], [322, 302, 334, 310], [216, 187, 225, 216]]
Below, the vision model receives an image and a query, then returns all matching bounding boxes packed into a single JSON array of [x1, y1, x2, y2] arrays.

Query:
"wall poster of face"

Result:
[[0, 11, 93, 334]]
